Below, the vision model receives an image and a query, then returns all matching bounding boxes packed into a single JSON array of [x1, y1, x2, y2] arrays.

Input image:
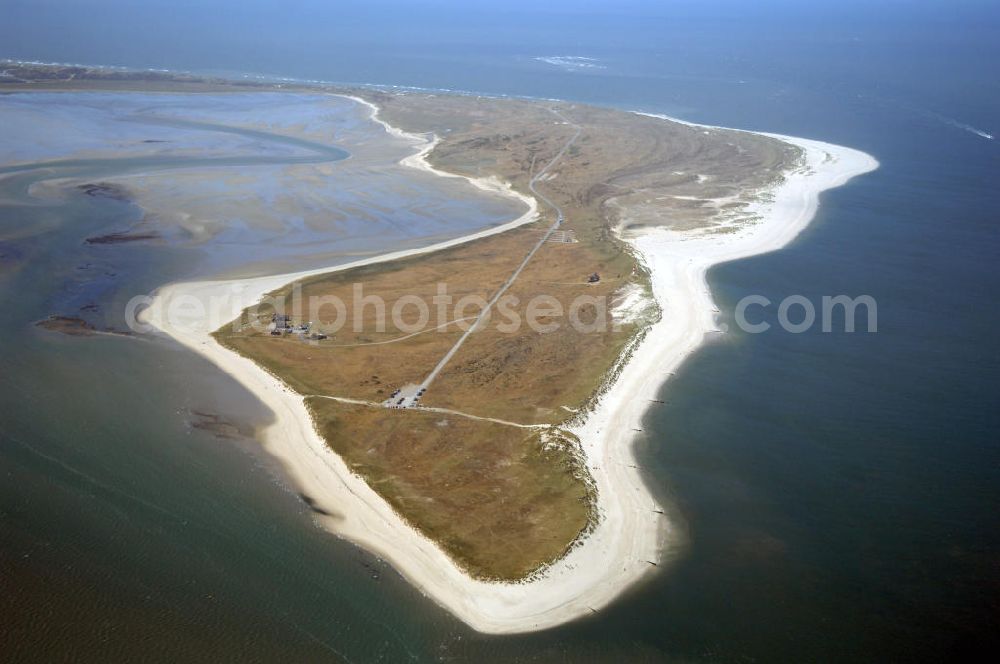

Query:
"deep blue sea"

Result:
[[2, 1, 998, 661]]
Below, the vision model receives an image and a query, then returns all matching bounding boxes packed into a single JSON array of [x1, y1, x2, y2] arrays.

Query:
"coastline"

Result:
[[344, 94, 539, 209], [142, 96, 878, 634], [565, 130, 880, 632]]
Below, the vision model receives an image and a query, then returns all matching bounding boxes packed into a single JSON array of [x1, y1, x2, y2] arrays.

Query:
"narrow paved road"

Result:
[[396, 109, 581, 408]]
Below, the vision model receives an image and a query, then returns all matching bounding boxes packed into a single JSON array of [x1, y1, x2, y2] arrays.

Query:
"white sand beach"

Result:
[[142, 97, 877, 634]]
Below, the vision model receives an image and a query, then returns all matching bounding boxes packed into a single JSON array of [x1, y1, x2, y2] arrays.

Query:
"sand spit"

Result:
[[143, 97, 877, 633]]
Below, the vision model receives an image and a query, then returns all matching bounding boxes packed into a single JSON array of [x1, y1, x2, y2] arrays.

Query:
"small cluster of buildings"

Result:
[[268, 313, 327, 340]]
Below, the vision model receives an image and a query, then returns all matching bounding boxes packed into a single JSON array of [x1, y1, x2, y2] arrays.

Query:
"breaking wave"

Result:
[[534, 56, 606, 72]]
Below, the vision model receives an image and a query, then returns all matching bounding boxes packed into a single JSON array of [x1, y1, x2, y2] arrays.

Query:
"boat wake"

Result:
[[934, 113, 993, 140]]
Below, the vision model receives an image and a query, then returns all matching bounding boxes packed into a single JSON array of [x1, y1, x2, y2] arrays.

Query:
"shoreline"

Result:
[[142, 94, 878, 633], [565, 130, 880, 633]]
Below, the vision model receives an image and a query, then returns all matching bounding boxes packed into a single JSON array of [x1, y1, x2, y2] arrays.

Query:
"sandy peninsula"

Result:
[[138, 88, 878, 633]]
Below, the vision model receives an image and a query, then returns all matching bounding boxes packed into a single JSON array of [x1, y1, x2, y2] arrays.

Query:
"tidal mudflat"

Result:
[[1, 91, 527, 281]]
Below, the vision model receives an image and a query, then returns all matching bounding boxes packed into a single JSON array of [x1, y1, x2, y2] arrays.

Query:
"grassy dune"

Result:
[[307, 399, 593, 580]]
